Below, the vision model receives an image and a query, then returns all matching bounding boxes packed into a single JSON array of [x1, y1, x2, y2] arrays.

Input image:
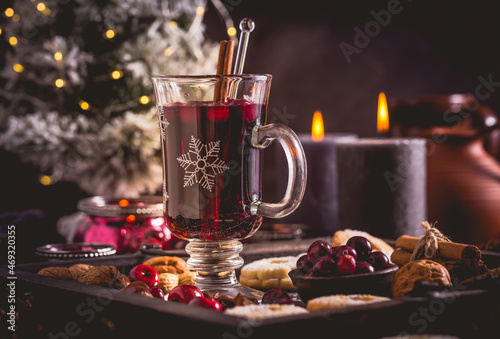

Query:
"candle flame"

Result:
[[377, 92, 389, 133], [311, 110, 324, 142]]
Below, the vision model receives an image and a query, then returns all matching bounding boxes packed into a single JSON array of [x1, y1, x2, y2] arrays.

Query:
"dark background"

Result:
[[205, 0, 500, 204], [205, 0, 500, 136], [2, 0, 500, 262]]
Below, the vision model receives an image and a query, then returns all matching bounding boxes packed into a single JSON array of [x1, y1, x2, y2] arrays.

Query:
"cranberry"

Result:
[[307, 240, 333, 263], [312, 255, 337, 277], [367, 252, 391, 270], [149, 286, 165, 299], [167, 284, 203, 304], [347, 236, 372, 260], [262, 289, 291, 304], [296, 254, 313, 274], [188, 297, 223, 312], [206, 103, 229, 121], [337, 255, 357, 274], [242, 103, 259, 122], [355, 261, 375, 274], [129, 264, 159, 287], [229, 99, 259, 122], [335, 245, 358, 261]]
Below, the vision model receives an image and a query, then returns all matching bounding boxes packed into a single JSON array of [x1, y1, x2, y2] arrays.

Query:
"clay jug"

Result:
[[388, 93, 500, 246]]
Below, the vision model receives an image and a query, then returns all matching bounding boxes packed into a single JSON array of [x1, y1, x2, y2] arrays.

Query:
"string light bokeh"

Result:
[[1, 0, 239, 190]]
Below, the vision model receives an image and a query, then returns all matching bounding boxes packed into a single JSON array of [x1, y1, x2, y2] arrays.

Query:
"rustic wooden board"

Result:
[[1, 239, 499, 339]]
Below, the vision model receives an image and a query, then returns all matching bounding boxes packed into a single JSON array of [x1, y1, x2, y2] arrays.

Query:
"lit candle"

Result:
[[377, 92, 389, 135], [336, 93, 427, 238], [277, 111, 358, 236]]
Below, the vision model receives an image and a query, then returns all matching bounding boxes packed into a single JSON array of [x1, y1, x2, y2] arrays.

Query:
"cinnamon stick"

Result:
[[390, 248, 413, 266], [214, 40, 235, 103], [395, 235, 481, 262]]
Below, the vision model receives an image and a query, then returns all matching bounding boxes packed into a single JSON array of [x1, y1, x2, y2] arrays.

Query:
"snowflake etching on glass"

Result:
[[177, 136, 229, 192], [156, 105, 170, 140]]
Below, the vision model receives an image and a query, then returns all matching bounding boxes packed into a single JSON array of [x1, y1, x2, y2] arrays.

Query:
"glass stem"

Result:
[[185, 240, 244, 290]]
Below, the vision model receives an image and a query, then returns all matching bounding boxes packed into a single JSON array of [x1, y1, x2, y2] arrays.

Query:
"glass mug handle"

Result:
[[250, 123, 307, 218]]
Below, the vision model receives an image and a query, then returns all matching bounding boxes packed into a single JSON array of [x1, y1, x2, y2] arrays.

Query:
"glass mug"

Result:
[[152, 74, 306, 295]]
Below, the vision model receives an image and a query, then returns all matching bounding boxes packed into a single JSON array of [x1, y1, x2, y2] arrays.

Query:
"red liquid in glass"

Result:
[[161, 99, 265, 241]]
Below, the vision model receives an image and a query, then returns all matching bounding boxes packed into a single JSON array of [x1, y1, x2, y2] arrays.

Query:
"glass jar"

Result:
[[76, 196, 180, 253]]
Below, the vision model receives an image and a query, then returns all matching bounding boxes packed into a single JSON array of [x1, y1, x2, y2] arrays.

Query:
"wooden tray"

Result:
[[1, 238, 498, 339]]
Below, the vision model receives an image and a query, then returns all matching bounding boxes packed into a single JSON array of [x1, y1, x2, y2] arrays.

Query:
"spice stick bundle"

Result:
[[391, 235, 482, 266], [395, 235, 481, 262], [390, 248, 413, 266], [214, 40, 235, 103]]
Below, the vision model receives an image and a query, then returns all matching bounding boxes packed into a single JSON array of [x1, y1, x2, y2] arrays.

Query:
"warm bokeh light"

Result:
[[164, 46, 174, 56], [377, 92, 389, 133], [111, 70, 123, 79], [40, 175, 52, 185], [0, 27, 3, 36], [37, 3, 46, 11], [227, 26, 237, 37], [119, 199, 130, 207], [54, 52, 63, 61], [126, 214, 136, 222], [150, 217, 164, 227], [169, 21, 178, 29], [5, 8, 14, 17], [105, 29, 115, 39], [9, 36, 18, 46], [12, 14, 20, 22], [79, 100, 89, 110], [55, 78, 65, 88], [311, 111, 325, 142], [13, 63, 24, 73], [139, 96, 149, 104], [196, 6, 205, 16]]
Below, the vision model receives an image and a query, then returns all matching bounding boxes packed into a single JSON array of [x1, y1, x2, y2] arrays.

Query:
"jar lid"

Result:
[[35, 243, 116, 259], [77, 196, 163, 217]]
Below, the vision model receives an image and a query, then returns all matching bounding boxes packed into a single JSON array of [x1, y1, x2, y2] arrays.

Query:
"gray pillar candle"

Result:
[[336, 138, 427, 239], [277, 133, 358, 236]]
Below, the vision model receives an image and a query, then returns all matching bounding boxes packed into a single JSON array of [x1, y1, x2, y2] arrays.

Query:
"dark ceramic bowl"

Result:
[[289, 265, 399, 304]]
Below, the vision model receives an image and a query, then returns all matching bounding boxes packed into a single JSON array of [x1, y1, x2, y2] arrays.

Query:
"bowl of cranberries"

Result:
[[289, 237, 398, 303]]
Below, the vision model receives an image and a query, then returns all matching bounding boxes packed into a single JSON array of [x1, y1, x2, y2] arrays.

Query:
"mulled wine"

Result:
[[153, 74, 305, 296], [160, 99, 265, 241]]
